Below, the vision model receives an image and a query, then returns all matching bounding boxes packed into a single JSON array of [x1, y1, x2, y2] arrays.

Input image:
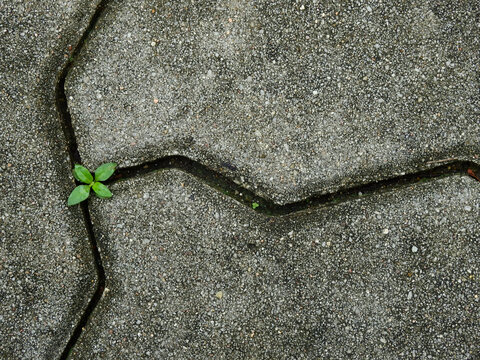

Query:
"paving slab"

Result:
[[66, 0, 480, 203], [0, 1, 100, 358], [70, 170, 480, 359]]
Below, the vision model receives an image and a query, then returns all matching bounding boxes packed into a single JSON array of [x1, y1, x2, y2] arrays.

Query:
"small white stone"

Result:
[[411, 246, 418, 253], [312, 90, 318, 95], [464, 205, 472, 211], [382, 228, 389, 235], [407, 291, 413, 300], [366, 5, 372, 12]]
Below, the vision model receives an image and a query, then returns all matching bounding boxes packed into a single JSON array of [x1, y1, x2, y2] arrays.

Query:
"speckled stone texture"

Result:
[[66, 0, 480, 203], [70, 170, 480, 359], [0, 0, 99, 358]]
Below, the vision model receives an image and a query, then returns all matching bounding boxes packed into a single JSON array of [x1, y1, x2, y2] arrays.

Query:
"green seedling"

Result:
[[68, 162, 117, 206], [251, 202, 260, 210]]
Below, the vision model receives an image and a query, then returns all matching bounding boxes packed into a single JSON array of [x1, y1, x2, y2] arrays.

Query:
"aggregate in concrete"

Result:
[[0, 0, 99, 358], [70, 170, 480, 359], [66, 0, 480, 204]]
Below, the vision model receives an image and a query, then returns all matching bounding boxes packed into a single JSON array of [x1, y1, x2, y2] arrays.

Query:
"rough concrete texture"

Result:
[[70, 170, 480, 359], [66, 0, 480, 203], [0, 1, 99, 358]]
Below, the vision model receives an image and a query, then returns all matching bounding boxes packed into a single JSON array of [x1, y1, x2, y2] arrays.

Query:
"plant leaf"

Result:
[[94, 162, 117, 182], [92, 182, 113, 198], [68, 185, 90, 206], [252, 202, 260, 210], [73, 164, 93, 184]]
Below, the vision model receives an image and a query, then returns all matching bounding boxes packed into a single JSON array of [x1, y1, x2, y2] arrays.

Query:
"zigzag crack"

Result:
[[55, 0, 109, 359], [107, 156, 479, 216]]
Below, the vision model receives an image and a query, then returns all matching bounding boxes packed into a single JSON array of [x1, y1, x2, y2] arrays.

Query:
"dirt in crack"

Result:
[[58, 201, 105, 360], [107, 156, 480, 216], [55, 0, 109, 359]]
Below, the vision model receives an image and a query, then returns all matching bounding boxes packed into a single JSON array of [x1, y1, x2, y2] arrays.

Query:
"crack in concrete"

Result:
[[54, 0, 480, 356], [55, 1, 108, 359], [107, 156, 479, 216]]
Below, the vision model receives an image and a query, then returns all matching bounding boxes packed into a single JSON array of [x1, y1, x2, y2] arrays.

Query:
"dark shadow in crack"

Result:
[[55, 0, 109, 359], [107, 155, 480, 216], [58, 200, 105, 360]]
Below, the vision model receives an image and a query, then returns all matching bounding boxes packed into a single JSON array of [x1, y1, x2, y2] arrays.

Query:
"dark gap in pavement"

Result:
[[56, 0, 108, 165], [55, 0, 109, 358], [58, 201, 105, 360], [108, 156, 480, 216]]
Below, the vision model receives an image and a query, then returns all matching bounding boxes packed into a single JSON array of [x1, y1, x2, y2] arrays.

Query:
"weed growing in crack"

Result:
[[68, 162, 117, 206]]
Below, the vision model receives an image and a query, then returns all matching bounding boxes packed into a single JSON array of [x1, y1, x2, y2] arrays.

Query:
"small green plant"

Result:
[[251, 202, 260, 210], [68, 162, 117, 206]]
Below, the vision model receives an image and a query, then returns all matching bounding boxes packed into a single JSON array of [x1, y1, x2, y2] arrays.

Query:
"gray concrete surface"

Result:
[[69, 170, 480, 359], [66, 0, 480, 203], [0, 1, 99, 358], [2, 0, 480, 358]]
